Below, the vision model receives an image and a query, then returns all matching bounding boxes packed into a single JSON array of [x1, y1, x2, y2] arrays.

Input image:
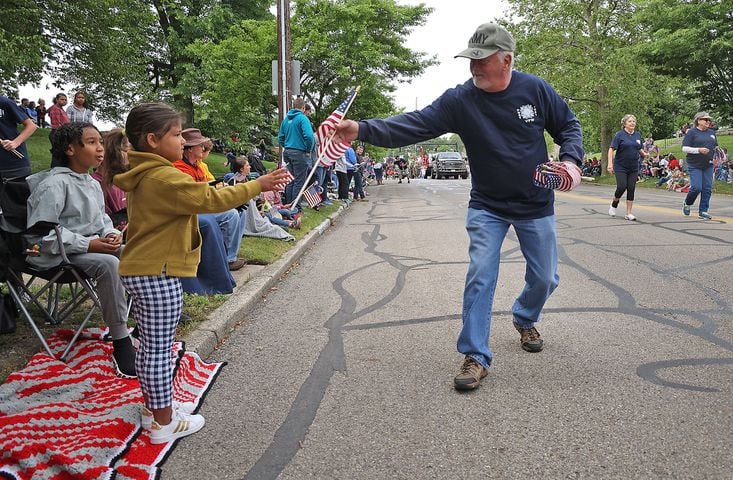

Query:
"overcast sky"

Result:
[[17, 0, 508, 128], [392, 0, 508, 111]]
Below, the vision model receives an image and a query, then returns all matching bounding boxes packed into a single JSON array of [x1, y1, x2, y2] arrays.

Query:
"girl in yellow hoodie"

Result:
[[114, 103, 290, 444]]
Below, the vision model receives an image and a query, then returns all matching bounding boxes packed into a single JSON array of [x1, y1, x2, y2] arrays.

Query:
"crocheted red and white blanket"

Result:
[[0, 329, 224, 480]]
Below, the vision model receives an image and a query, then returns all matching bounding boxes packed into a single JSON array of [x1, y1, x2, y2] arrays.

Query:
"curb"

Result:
[[182, 205, 345, 358]]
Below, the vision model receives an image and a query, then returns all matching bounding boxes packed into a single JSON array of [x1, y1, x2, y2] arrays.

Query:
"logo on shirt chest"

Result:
[[516, 104, 537, 123]]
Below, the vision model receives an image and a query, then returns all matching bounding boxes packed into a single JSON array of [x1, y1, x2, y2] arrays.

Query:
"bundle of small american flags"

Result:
[[533, 161, 582, 191]]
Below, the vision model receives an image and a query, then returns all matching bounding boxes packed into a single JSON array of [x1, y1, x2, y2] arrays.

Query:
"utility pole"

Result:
[[276, 0, 292, 125]]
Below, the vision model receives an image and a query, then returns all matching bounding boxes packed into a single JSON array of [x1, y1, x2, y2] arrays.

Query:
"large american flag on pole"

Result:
[[317, 89, 359, 167]]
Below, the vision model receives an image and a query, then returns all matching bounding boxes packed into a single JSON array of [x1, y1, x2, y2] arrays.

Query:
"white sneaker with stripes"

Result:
[[149, 410, 205, 444], [141, 401, 197, 430]]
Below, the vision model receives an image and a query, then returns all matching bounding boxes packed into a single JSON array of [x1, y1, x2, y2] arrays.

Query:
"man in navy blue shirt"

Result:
[[336, 23, 583, 391], [0, 95, 37, 178]]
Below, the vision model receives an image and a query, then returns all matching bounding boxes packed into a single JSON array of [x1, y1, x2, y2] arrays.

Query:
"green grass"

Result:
[[591, 173, 733, 194], [25, 127, 53, 172]]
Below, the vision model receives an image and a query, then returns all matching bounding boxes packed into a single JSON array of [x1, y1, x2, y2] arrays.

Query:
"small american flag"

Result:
[[303, 182, 323, 208], [317, 89, 358, 167], [275, 169, 295, 191]]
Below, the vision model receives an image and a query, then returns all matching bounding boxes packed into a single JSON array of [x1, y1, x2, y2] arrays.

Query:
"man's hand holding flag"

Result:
[[316, 88, 360, 167]]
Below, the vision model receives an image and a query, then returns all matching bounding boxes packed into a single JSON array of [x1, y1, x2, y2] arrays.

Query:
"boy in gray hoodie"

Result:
[[26, 122, 135, 377]]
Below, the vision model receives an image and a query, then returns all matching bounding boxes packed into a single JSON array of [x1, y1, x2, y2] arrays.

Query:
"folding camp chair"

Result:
[[0, 175, 105, 361]]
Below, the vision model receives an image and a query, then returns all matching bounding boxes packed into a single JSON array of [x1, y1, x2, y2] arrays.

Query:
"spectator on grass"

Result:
[[91, 129, 130, 230], [227, 157, 301, 230], [66, 91, 93, 124], [352, 145, 367, 201], [334, 151, 350, 204], [35, 99, 48, 128], [25, 101, 38, 124], [199, 138, 216, 182], [47, 93, 69, 141], [174, 128, 247, 271], [0, 94, 37, 178], [279, 97, 314, 212]]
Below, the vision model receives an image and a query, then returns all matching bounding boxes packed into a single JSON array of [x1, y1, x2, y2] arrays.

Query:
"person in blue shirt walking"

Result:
[[278, 97, 314, 211], [682, 112, 718, 219], [607, 114, 648, 221], [335, 23, 583, 391]]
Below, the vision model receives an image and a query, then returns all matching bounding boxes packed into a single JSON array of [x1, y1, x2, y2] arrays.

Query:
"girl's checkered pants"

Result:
[[121, 274, 182, 409]]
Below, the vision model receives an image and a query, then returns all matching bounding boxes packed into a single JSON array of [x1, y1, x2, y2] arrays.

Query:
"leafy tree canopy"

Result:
[[634, 0, 733, 123]]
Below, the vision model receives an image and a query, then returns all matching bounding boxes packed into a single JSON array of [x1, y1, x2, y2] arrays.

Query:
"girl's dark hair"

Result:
[[100, 129, 129, 189], [50, 121, 98, 168], [125, 102, 182, 152]]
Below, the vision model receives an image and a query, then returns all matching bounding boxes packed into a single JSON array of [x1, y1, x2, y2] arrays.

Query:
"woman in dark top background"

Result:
[[607, 114, 647, 221], [682, 112, 718, 219]]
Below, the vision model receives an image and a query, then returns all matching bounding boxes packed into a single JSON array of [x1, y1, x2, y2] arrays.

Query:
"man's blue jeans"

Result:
[[684, 163, 714, 214], [284, 148, 311, 210], [315, 166, 328, 200], [457, 208, 559, 369], [211, 209, 245, 263]]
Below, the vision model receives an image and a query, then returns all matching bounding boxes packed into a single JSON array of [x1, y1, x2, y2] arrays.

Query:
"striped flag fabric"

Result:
[[533, 161, 581, 191], [317, 90, 358, 167], [303, 182, 323, 208]]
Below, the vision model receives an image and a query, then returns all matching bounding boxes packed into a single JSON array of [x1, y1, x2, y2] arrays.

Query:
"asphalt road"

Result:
[[163, 178, 733, 480]]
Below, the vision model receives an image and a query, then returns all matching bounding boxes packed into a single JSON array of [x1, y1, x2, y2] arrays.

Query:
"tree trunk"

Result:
[[597, 84, 612, 176], [174, 93, 194, 127]]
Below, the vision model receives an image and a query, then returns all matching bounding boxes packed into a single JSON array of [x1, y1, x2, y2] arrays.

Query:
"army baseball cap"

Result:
[[455, 23, 515, 60]]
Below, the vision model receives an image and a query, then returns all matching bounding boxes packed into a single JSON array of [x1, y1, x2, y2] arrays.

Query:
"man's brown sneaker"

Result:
[[514, 323, 543, 352], [228, 258, 247, 271], [453, 356, 487, 391]]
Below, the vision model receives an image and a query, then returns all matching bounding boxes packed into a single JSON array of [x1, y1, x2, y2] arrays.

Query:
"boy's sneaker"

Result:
[[624, 213, 637, 221], [514, 323, 543, 352], [149, 410, 205, 444], [141, 401, 197, 430], [112, 336, 137, 378], [682, 201, 690, 216], [608, 206, 616, 217], [698, 211, 712, 220], [453, 356, 487, 391]]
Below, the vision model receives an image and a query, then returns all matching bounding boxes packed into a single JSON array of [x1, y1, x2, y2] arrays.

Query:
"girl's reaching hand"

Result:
[[256, 168, 293, 192]]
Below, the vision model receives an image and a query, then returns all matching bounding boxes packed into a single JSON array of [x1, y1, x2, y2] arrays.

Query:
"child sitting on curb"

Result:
[[229, 156, 301, 230]]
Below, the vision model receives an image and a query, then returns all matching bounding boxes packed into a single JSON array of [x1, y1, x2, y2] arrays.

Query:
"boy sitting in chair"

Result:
[[25, 122, 136, 377]]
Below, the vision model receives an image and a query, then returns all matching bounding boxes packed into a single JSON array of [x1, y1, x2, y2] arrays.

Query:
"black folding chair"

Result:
[[0, 175, 104, 361]]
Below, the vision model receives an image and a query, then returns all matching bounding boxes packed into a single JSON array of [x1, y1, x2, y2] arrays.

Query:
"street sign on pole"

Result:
[[272, 60, 301, 97]]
